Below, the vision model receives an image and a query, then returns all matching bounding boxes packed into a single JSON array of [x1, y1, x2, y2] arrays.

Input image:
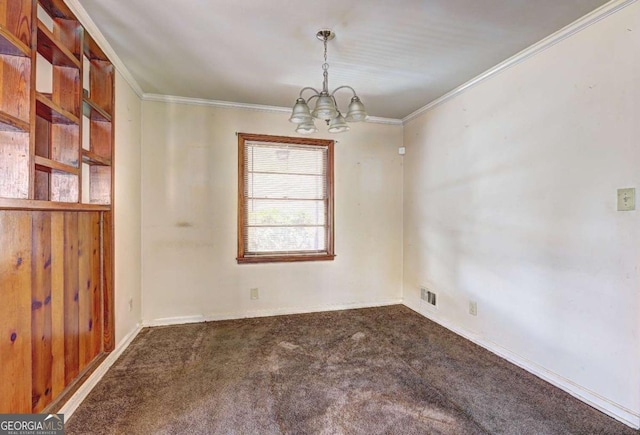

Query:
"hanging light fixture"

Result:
[[289, 30, 367, 134]]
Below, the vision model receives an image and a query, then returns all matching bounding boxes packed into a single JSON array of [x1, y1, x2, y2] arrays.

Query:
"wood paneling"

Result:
[[63, 212, 79, 385], [0, 210, 107, 413], [78, 212, 101, 369], [102, 211, 114, 352], [89, 213, 101, 358], [50, 213, 65, 397], [31, 212, 52, 412], [0, 212, 32, 413]]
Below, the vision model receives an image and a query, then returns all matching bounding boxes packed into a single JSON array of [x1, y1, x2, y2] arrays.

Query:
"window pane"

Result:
[[247, 226, 326, 253], [247, 173, 325, 199], [247, 143, 325, 175], [247, 199, 326, 226]]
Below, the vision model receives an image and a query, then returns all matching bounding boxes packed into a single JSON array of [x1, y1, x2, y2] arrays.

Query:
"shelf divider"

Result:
[[0, 110, 29, 132], [36, 20, 81, 68], [82, 97, 111, 122], [34, 155, 79, 175], [82, 149, 111, 166], [0, 25, 31, 57], [0, 197, 110, 211], [36, 92, 80, 125]]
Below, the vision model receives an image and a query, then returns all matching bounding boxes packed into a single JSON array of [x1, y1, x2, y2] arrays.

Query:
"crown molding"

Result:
[[64, 0, 144, 98], [143, 93, 403, 125], [402, 0, 638, 124], [365, 116, 404, 126], [142, 93, 291, 113]]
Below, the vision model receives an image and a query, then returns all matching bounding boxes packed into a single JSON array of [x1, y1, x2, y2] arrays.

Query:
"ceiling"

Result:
[[76, 0, 610, 120]]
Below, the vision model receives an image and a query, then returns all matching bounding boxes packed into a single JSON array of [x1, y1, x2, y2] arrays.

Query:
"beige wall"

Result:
[[141, 102, 404, 324], [114, 72, 143, 345], [403, 2, 640, 425]]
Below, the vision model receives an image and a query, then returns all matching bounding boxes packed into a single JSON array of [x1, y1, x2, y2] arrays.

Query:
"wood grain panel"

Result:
[[31, 212, 52, 412], [102, 211, 114, 352], [0, 131, 30, 199], [77, 213, 91, 370], [0, 211, 32, 413], [50, 212, 65, 396], [63, 212, 79, 384], [90, 212, 102, 358], [3, 0, 32, 48], [50, 123, 79, 203], [0, 51, 31, 122], [89, 118, 111, 159], [52, 66, 80, 118], [89, 165, 110, 205], [51, 124, 79, 168], [89, 61, 113, 115], [53, 16, 81, 59]]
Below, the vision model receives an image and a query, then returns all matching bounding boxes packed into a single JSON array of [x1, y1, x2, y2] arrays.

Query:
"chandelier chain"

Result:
[[322, 36, 329, 72]]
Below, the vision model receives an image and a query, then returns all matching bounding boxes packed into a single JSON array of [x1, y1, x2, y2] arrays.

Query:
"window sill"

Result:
[[237, 254, 336, 264]]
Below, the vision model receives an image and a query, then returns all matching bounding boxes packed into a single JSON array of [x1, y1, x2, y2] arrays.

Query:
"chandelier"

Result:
[[289, 30, 367, 134]]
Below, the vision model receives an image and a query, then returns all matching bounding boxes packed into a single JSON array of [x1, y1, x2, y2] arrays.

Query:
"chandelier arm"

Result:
[[330, 85, 358, 97], [299, 87, 321, 99], [306, 94, 320, 105], [330, 94, 341, 113]]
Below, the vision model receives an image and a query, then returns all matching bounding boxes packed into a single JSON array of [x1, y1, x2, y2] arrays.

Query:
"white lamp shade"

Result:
[[345, 96, 367, 122], [312, 95, 339, 121], [328, 113, 350, 133], [289, 98, 312, 124], [295, 121, 318, 134]]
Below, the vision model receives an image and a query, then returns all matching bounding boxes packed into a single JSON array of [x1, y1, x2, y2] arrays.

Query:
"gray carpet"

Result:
[[67, 305, 636, 434]]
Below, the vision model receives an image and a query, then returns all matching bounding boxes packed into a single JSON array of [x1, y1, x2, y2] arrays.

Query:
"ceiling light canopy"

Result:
[[289, 30, 367, 134]]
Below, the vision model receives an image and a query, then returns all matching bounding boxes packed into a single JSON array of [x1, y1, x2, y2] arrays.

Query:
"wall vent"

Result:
[[420, 287, 437, 306]]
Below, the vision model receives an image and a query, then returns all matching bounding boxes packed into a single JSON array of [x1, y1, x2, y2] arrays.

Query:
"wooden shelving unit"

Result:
[[0, 1, 32, 199], [0, 0, 115, 415]]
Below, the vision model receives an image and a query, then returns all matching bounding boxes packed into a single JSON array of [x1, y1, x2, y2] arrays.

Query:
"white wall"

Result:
[[403, 1, 640, 425], [141, 102, 403, 324], [114, 71, 143, 344]]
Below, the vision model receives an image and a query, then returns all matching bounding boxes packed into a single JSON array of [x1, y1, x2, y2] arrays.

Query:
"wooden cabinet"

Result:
[[0, 0, 115, 414]]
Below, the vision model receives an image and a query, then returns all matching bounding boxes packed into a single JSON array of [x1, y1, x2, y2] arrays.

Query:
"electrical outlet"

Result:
[[617, 188, 635, 211], [250, 288, 259, 300], [469, 301, 477, 316], [128, 298, 133, 312], [420, 287, 428, 301]]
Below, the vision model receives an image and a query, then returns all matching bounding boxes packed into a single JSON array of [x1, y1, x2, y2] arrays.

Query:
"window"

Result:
[[237, 133, 335, 263]]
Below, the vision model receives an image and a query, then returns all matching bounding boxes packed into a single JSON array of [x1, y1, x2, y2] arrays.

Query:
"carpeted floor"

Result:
[[67, 305, 636, 434]]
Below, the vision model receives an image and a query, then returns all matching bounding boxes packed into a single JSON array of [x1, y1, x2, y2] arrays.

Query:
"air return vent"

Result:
[[420, 287, 437, 306]]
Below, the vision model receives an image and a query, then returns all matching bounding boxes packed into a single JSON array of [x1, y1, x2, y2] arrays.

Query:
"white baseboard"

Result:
[[143, 299, 403, 327], [403, 300, 640, 430], [59, 324, 143, 420]]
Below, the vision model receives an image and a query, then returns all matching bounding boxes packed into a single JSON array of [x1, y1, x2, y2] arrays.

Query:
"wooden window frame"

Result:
[[237, 133, 335, 264]]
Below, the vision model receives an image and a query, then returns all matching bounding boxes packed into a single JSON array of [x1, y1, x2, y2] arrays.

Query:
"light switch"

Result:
[[617, 188, 635, 211]]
